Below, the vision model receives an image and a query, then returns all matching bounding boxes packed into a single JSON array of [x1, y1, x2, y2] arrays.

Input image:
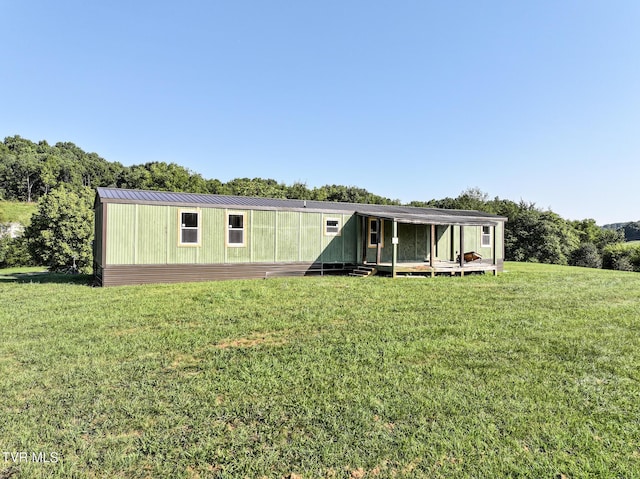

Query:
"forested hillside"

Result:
[[0, 135, 398, 205], [1, 134, 638, 272], [603, 221, 640, 242]]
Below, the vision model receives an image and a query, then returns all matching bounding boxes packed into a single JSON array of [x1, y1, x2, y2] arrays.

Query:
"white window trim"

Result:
[[226, 212, 247, 247], [178, 209, 201, 247], [367, 217, 384, 248], [481, 226, 491, 248], [325, 217, 341, 236]]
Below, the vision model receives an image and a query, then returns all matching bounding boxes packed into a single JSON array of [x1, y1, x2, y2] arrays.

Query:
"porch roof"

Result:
[[355, 210, 504, 226]]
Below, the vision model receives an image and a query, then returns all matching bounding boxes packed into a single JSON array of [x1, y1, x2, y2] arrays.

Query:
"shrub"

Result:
[[569, 243, 602, 269], [602, 243, 640, 272], [0, 235, 35, 267]]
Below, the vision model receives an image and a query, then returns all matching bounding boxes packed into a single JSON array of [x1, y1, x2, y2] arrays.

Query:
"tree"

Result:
[[505, 209, 578, 264], [25, 186, 94, 273], [286, 181, 313, 200], [596, 228, 625, 251], [116, 161, 208, 193], [311, 184, 399, 205], [3, 136, 42, 202], [455, 187, 490, 211], [569, 243, 602, 268], [222, 178, 288, 198], [602, 243, 640, 272]]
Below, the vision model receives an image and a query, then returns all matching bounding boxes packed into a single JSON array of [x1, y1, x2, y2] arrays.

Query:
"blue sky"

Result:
[[2, 1, 639, 225]]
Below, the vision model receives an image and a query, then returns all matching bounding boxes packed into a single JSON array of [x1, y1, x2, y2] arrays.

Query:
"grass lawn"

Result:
[[0, 201, 37, 225], [1, 262, 639, 478]]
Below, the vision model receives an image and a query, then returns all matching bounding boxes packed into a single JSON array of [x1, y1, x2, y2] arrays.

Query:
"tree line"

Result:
[[1, 135, 638, 273], [0, 135, 398, 205]]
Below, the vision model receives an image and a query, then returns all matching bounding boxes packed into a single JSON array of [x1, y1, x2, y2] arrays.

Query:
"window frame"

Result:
[[481, 225, 492, 248], [178, 209, 201, 247], [324, 217, 341, 236], [367, 217, 384, 248], [226, 212, 247, 247]]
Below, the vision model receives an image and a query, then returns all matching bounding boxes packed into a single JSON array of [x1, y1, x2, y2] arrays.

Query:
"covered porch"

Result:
[[356, 210, 504, 278]]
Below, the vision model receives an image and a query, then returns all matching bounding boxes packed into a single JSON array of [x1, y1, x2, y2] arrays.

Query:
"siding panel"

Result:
[[199, 208, 225, 263], [251, 210, 276, 263], [136, 205, 168, 264], [342, 215, 358, 261], [301, 213, 323, 261], [276, 211, 300, 262], [106, 203, 136, 264]]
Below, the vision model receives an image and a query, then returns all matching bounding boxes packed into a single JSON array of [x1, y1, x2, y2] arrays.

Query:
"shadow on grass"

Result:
[[0, 271, 93, 285]]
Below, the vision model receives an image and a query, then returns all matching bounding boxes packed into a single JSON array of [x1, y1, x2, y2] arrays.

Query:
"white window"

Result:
[[368, 218, 384, 248], [481, 226, 491, 247], [227, 213, 246, 247], [325, 218, 341, 236], [179, 210, 200, 245]]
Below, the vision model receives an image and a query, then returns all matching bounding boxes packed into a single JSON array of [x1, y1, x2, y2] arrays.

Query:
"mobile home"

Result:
[[94, 188, 507, 286]]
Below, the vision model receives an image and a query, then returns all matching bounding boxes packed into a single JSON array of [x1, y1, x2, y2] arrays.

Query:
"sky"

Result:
[[2, 1, 639, 225]]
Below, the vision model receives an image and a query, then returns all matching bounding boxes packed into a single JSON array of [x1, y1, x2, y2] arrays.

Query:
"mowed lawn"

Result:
[[1, 263, 639, 478]]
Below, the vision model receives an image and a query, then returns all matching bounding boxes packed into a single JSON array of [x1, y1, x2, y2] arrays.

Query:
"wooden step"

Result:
[[349, 266, 377, 277]]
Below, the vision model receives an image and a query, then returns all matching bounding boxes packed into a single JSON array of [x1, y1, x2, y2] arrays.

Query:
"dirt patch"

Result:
[[112, 327, 144, 337], [214, 332, 287, 349]]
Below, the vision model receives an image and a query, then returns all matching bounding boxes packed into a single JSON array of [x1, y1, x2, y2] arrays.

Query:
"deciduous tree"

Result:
[[25, 186, 94, 273]]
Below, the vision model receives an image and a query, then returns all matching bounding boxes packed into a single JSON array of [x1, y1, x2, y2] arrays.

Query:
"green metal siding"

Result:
[[396, 223, 430, 262], [104, 204, 358, 266], [342, 215, 358, 260], [435, 225, 450, 260], [102, 202, 502, 268], [362, 222, 501, 264], [250, 210, 276, 262], [301, 213, 323, 261], [321, 214, 353, 262], [496, 222, 504, 260], [459, 224, 503, 260], [137, 205, 169, 264], [417, 224, 429, 261], [276, 211, 301, 262], [106, 203, 136, 264], [451, 224, 504, 261], [199, 208, 225, 263]]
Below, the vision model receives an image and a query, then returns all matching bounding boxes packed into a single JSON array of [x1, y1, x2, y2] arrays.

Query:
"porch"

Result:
[[356, 211, 503, 278], [372, 260, 499, 277]]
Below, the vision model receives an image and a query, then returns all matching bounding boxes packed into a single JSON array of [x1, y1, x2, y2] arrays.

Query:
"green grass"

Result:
[[1, 263, 639, 478], [0, 200, 37, 225]]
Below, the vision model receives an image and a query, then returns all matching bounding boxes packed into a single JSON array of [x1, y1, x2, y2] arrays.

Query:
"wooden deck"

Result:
[[371, 260, 498, 277]]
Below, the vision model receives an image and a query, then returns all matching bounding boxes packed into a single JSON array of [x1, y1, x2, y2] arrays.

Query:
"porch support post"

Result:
[[376, 219, 382, 265], [459, 225, 465, 276], [430, 224, 435, 270], [392, 220, 398, 278], [450, 226, 455, 261], [492, 224, 498, 275], [361, 216, 368, 264]]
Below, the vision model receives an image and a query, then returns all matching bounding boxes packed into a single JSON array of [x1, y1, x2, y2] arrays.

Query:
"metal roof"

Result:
[[96, 187, 506, 225]]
